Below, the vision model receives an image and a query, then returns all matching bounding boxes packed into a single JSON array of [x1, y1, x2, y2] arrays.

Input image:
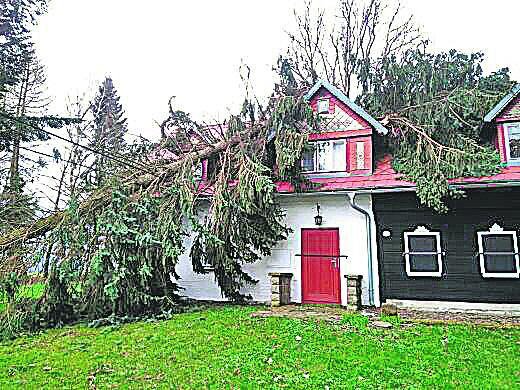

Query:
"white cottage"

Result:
[[175, 80, 388, 308]]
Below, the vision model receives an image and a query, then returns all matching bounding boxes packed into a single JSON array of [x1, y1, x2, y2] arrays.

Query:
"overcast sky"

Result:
[[33, 0, 520, 140]]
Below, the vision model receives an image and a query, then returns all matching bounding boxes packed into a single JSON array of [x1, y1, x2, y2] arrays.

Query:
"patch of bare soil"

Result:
[[395, 308, 520, 327], [251, 304, 520, 327], [251, 304, 348, 323]]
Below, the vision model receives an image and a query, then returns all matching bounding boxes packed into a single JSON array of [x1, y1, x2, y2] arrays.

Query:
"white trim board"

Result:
[[403, 226, 443, 277], [387, 299, 520, 316], [477, 223, 520, 279], [504, 122, 520, 164]]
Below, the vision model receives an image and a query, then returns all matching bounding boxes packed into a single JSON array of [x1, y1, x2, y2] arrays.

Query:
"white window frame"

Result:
[[477, 223, 520, 279], [317, 98, 330, 114], [301, 139, 347, 173], [504, 122, 520, 163], [193, 162, 204, 179], [403, 226, 443, 277]]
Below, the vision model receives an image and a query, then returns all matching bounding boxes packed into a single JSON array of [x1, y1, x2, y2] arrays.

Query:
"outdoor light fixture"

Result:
[[314, 203, 323, 226]]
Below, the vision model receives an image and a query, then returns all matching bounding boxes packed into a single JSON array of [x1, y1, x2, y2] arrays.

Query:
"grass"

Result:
[[0, 305, 519, 389], [0, 283, 45, 312]]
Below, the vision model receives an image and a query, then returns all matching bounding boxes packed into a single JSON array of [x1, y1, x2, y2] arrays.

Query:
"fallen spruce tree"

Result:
[[0, 93, 320, 336], [0, 50, 515, 337]]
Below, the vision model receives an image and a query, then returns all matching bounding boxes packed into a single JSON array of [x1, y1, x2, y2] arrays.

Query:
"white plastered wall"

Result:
[[175, 193, 381, 307]]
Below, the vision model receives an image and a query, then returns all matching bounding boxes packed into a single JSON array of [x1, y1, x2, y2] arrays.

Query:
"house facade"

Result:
[[175, 80, 520, 312]]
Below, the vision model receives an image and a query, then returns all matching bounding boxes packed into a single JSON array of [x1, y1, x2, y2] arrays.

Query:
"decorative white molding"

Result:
[[489, 223, 505, 233], [403, 226, 443, 277], [414, 225, 430, 233], [477, 224, 520, 279]]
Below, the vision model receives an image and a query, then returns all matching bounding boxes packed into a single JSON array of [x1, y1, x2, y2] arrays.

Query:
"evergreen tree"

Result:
[[0, 1, 49, 232], [357, 49, 514, 212], [88, 77, 128, 186], [1, 0, 48, 149]]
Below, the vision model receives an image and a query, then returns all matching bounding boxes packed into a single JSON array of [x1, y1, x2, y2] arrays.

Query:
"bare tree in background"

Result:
[[285, 0, 422, 97]]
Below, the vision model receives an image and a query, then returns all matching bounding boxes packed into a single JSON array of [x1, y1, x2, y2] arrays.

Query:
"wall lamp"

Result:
[[314, 203, 323, 226]]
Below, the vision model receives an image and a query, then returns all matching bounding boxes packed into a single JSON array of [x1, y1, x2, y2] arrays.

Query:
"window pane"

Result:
[[484, 254, 517, 273], [304, 140, 346, 172], [509, 126, 520, 159], [302, 145, 315, 172], [409, 254, 438, 272], [332, 140, 346, 171], [193, 163, 203, 178], [317, 141, 332, 171], [483, 234, 517, 273], [409, 235, 437, 252], [356, 141, 365, 169], [317, 99, 330, 114]]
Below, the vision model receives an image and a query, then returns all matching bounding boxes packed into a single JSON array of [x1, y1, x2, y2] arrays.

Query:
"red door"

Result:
[[301, 228, 341, 304]]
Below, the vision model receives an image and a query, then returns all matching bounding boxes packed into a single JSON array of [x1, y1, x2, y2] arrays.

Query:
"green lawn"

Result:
[[0, 306, 518, 389], [0, 283, 45, 313]]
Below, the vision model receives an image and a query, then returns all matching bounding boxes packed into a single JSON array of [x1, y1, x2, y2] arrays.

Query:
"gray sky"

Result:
[[34, 0, 520, 139]]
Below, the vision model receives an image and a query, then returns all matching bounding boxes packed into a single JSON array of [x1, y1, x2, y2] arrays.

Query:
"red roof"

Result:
[[276, 156, 520, 193]]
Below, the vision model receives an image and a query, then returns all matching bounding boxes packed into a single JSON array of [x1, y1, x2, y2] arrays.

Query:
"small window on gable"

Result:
[[301, 139, 346, 173], [403, 226, 443, 277], [477, 224, 520, 278], [317, 98, 330, 114], [505, 123, 520, 162], [193, 162, 203, 179]]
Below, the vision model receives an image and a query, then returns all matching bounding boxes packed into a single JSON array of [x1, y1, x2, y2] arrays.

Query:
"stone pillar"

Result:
[[344, 275, 363, 311], [269, 273, 293, 307]]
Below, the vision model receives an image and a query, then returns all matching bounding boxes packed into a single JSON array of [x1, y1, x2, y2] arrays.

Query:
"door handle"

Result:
[[331, 259, 337, 268]]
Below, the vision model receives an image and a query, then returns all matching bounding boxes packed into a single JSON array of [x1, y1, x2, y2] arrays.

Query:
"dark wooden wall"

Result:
[[374, 188, 520, 303]]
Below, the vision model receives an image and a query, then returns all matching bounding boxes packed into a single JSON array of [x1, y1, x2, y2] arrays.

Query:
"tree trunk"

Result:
[[0, 132, 245, 252], [5, 61, 30, 195]]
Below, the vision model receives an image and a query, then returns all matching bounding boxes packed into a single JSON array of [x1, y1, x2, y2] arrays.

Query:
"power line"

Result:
[[0, 112, 157, 175], [18, 145, 93, 171]]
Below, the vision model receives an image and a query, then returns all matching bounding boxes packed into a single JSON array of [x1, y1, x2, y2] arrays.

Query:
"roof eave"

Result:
[[484, 83, 520, 123]]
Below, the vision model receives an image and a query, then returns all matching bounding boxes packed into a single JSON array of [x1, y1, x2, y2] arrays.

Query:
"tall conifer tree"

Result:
[[89, 77, 128, 186], [0, 0, 49, 232]]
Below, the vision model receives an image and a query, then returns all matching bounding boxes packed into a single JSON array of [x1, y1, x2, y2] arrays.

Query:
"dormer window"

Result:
[[317, 98, 330, 114], [505, 123, 520, 162], [302, 139, 346, 173]]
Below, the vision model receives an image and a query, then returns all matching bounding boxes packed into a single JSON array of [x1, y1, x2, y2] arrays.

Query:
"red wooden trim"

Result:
[[308, 128, 372, 140], [346, 139, 351, 172], [345, 129, 373, 137], [201, 159, 208, 181], [497, 124, 508, 163], [497, 116, 520, 123], [309, 131, 349, 141], [347, 136, 373, 173], [496, 96, 520, 123]]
